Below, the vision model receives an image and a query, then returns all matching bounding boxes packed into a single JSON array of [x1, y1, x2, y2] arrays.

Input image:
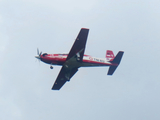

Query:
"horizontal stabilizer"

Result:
[[111, 51, 124, 64], [107, 66, 117, 75], [107, 51, 124, 75]]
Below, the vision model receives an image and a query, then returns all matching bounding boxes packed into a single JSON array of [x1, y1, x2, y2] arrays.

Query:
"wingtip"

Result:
[[81, 28, 89, 30], [51, 85, 61, 90], [51, 87, 60, 90], [119, 51, 124, 53]]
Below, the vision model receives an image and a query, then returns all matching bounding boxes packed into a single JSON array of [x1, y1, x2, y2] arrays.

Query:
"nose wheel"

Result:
[[50, 66, 53, 69]]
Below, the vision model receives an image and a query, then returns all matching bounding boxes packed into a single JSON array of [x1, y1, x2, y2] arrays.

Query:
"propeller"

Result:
[[37, 48, 42, 56], [35, 48, 42, 60]]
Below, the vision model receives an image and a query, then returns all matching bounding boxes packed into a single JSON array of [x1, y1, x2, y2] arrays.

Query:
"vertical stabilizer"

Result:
[[106, 50, 115, 61]]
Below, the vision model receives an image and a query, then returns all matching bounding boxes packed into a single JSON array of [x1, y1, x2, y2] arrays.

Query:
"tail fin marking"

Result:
[[106, 50, 115, 61]]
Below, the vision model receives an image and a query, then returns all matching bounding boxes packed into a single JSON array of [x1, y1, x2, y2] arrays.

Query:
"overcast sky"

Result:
[[0, 0, 160, 120]]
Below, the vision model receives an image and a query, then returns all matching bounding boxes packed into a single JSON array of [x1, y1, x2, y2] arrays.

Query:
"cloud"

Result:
[[0, 0, 160, 120], [0, 0, 98, 13]]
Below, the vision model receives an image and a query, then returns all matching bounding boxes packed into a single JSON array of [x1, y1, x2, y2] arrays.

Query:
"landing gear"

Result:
[[50, 66, 53, 69]]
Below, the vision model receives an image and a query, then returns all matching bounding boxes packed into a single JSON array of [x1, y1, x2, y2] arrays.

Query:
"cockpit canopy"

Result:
[[42, 53, 48, 57]]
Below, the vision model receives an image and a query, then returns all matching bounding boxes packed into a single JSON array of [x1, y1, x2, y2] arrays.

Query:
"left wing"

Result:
[[52, 66, 78, 90]]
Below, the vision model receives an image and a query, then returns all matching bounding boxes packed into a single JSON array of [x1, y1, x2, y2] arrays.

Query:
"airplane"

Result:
[[35, 28, 124, 90]]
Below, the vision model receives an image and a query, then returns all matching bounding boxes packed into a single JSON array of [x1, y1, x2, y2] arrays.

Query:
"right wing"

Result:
[[52, 66, 78, 90]]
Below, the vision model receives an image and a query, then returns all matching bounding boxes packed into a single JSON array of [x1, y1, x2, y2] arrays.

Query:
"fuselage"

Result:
[[39, 53, 118, 67]]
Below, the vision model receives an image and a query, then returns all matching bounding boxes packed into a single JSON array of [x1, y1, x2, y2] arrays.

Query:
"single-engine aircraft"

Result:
[[35, 28, 124, 90]]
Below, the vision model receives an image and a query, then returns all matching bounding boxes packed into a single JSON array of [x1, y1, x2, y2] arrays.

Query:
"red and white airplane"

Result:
[[35, 28, 124, 90]]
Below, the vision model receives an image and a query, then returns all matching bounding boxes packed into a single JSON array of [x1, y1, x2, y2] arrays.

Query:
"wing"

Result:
[[52, 66, 78, 90], [52, 28, 89, 90], [66, 28, 89, 62]]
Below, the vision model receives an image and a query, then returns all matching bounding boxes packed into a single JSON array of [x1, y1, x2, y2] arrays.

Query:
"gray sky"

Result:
[[0, 0, 160, 120]]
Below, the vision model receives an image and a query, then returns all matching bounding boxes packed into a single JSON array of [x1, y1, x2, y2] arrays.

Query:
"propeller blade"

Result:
[[37, 48, 42, 56], [40, 52, 42, 56], [37, 48, 39, 55]]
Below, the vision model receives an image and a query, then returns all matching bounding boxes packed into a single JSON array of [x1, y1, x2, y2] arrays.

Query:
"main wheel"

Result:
[[50, 66, 53, 69]]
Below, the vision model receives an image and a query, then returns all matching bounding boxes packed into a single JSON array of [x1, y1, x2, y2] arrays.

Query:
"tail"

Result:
[[107, 51, 124, 75], [106, 50, 115, 61]]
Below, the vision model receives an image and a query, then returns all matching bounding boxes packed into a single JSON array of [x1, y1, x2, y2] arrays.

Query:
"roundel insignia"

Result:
[[89, 56, 93, 60]]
